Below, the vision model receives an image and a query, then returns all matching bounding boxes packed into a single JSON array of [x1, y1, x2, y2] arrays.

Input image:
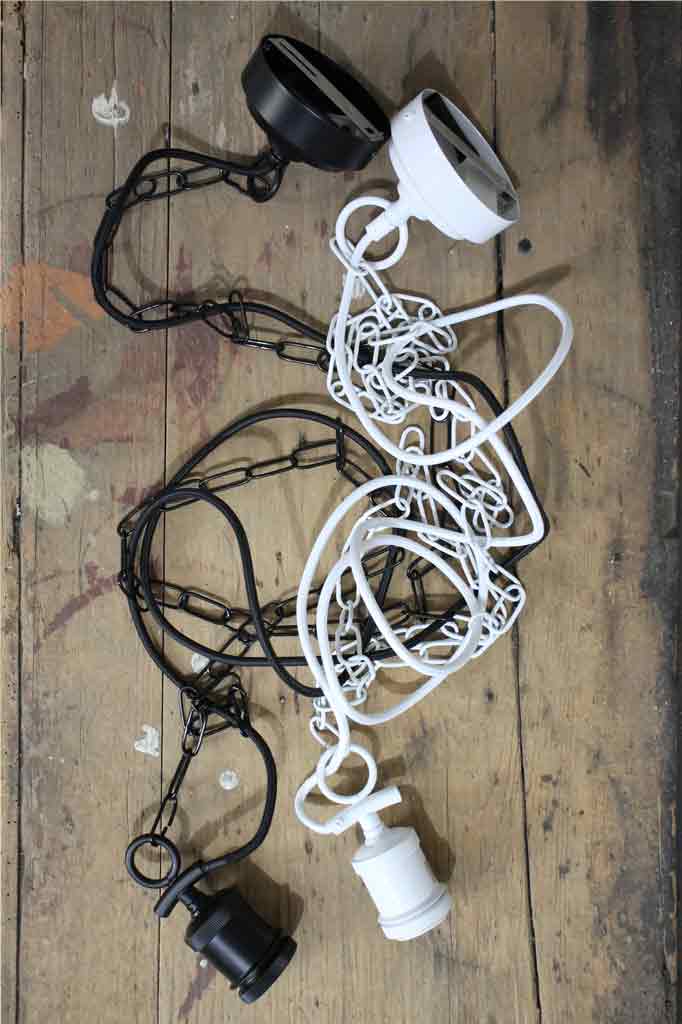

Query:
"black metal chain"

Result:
[[120, 393, 548, 903], [90, 145, 338, 343], [195, 290, 332, 370], [153, 678, 254, 836], [124, 677, 276, 893], [104, 154, 283, 213]]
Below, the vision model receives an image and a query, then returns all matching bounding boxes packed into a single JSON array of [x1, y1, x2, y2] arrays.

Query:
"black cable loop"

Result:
[[119, 409, 394, 702], [121, 377, 547, 677]]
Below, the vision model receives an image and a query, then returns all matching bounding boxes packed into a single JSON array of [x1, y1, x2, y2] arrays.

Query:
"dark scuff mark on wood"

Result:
[[585, 4, 635, 157], [542, 797, 559, 835], [11, 498, 22, 559], [538, 10, 571, 134], [404, 716, 441, 772], [257, 239, 273, 273], [631, 5, 681, 1019]]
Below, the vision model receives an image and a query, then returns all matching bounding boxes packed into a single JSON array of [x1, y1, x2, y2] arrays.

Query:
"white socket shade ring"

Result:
[[386, 89, 519, 243]]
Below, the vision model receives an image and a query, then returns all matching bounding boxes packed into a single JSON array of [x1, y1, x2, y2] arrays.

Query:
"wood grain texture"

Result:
[[0, 4, 678, 1024], [496, 3, 680, 1022], [160, 6, 325, 1023], [1, 6, 26, 1022], [5, 3, 171, 1021]]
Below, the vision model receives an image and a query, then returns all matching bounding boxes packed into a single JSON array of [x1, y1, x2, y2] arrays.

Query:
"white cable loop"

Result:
[[295, 199, 573, 833]]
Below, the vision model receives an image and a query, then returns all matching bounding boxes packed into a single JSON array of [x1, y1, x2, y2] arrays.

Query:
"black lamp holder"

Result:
[[124, 678, 296, 1004]]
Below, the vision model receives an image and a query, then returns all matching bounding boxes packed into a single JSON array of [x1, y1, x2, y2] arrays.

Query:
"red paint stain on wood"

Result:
[[60, 387, 166, 448], [116, 484, 155, 507], [170, 247, 222, 435], [43, 565, 118, 644], [84, 561, 100, 588], [67, 241, 92, 277], [20, 325, 168, 448], [23, 376, 92, 438]]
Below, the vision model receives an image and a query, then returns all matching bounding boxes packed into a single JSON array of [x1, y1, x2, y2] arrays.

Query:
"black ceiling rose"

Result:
[[242, 35, 389, 171]]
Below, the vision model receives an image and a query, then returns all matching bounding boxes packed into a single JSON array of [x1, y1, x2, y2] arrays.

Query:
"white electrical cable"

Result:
[[294, 197, 573, 838]]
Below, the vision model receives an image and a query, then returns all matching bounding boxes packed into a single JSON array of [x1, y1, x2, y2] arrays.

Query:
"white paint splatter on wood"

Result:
[[92, 82, 130, 127], [215, 119, 227, 150], [191, 653, 210, 674], [23, 444, 87, 526], [134, 725, 160, 758]]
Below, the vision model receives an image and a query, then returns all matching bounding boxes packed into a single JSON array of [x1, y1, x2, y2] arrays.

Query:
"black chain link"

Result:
[[200, 291, 331, 370], [91, 145, 298, 334], [117, 434, 376, 545], [105, 158, 282, 212]]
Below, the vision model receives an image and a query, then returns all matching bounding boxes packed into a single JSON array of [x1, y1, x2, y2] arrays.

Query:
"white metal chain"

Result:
[[295, 197, 573, 835]]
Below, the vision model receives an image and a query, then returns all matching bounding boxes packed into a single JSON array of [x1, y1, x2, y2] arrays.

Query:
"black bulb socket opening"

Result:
[[181, 885, 296, 1003]]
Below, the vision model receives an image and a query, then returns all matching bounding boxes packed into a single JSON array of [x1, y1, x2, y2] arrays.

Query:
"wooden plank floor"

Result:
[[1, 3, 679, 1022]]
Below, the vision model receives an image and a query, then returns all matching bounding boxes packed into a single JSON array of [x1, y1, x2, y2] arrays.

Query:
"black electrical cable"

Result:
[[119, 379, 549, 692], [121, 409, 395, 912], [125, 675, 281, 961], [151, 712, 277, 918], [133, 486, 321, 697], [119, 408, 394, 702]]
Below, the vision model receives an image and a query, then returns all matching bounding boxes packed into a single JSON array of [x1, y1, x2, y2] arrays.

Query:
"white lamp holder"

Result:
[[297, 782, 452, 942]]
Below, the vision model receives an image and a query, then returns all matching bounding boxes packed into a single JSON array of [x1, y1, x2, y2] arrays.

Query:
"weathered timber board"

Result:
[[0, 4, 678, 1023]]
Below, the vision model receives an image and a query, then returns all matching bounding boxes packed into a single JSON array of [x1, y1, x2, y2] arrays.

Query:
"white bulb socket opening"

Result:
[[365, 89, 519, 247]]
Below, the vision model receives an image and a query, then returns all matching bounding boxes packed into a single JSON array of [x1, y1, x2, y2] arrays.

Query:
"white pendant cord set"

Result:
[[293, 91, 574, 941]]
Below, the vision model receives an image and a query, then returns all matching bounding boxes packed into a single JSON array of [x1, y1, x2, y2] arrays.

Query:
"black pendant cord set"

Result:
[[93, 34, 549, 1004]]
